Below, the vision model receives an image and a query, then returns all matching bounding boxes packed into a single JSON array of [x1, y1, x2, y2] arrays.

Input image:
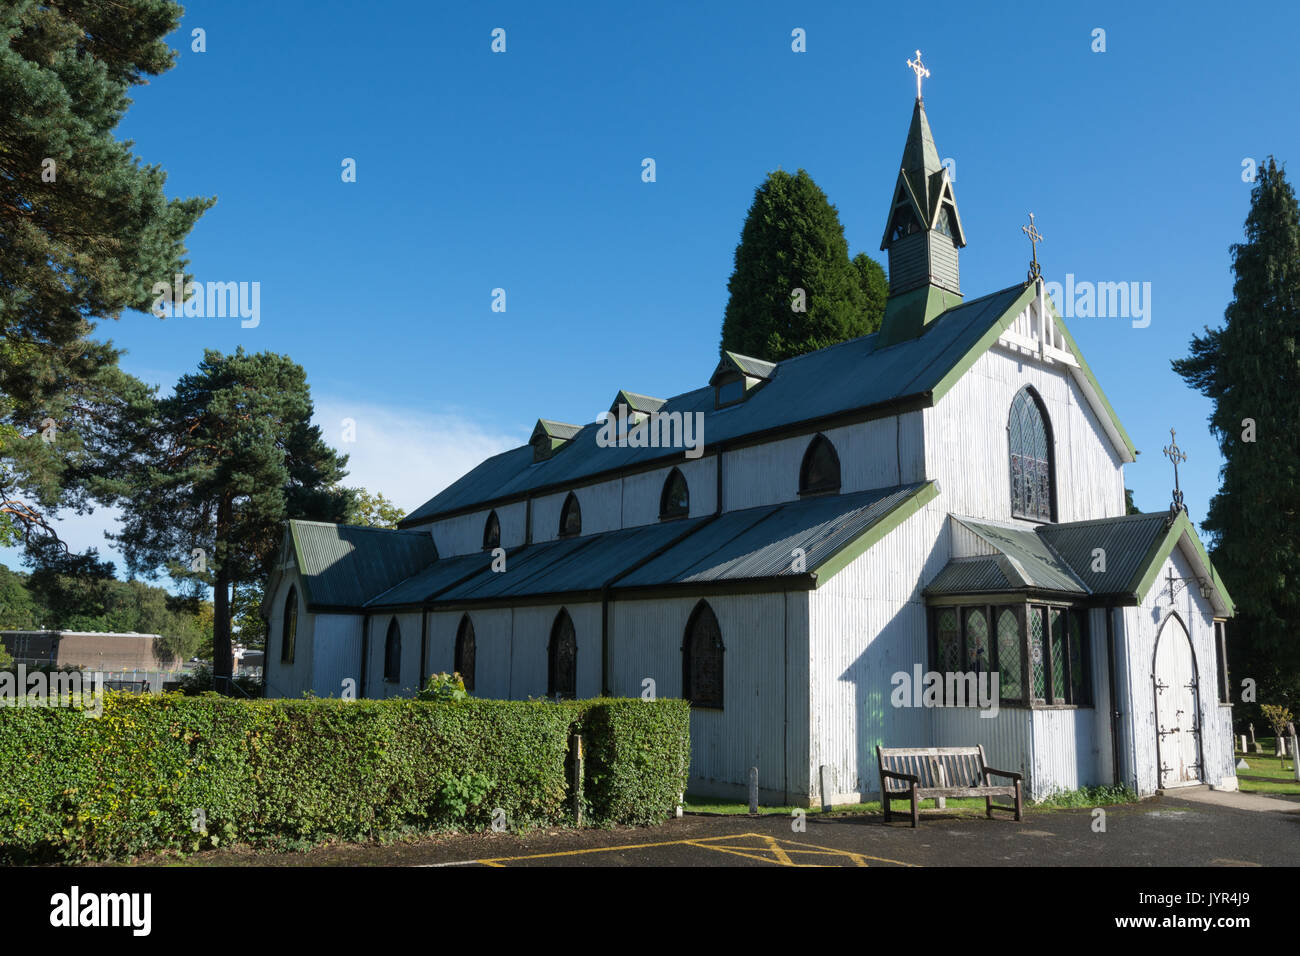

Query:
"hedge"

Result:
[[0, 692, 690, 862]]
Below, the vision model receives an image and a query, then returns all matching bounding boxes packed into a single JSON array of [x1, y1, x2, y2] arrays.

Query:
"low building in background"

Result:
[[0, 630, 183, 692]]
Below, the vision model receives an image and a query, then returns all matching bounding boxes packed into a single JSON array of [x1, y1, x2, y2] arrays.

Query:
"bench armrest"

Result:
[[982, 766, 1023, 782], [880, 769, 920, 785]]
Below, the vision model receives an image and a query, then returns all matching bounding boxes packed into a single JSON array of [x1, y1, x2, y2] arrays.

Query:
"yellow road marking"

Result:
[[473, 831, 918, 867]]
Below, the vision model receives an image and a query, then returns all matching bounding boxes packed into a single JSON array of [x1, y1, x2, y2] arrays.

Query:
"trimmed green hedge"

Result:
[[0, 693, 690, 862]]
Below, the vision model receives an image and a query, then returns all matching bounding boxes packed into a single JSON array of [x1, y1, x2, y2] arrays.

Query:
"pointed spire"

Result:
[[877, 55, 966, 346]]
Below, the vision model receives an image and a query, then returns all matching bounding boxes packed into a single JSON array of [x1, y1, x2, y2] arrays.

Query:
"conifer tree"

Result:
[[720, 169, 885, 362], [1172, 156, 1300, 713]]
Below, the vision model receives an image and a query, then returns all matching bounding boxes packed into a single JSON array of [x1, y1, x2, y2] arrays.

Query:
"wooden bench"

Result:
[[877, 745, 1023, 828]]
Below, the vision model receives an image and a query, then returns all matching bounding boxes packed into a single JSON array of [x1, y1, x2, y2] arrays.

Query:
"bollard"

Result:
[[748, 767, 759, 815], [819, 765, 832, 812], [572, 735, 584, 826], [1292, 733, 1300, 782]]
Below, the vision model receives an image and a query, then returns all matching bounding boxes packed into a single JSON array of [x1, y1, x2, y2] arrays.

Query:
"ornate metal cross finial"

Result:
[[1163, 427, 1188, 517], [907, 49, 930, 100], [1022, 213, 1044, 282]]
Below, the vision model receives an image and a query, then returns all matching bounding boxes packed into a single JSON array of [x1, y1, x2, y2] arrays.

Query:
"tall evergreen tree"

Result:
[[720, 169, 885, 362], [0, 0, 210, 544], [113, 349, 352, 685], [1172, 156, 1300, 714]]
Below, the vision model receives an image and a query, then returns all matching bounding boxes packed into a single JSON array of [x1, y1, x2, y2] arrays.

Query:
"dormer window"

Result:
[[531, 419, 581, 463], [710, 352, 775, 410]]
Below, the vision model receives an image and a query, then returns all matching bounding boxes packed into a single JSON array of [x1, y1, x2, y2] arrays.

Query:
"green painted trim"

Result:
[[927, 283, 1039, 403], [1046, 298, 1138, 461], [286, 521, 316, 610], [1128, 511, 1235, 616], [879, 285, 964, 346], [810, 481, 940, 587]]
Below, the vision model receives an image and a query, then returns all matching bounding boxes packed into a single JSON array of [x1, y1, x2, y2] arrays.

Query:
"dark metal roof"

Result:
[[289, 521, 438, 610], [402, 284, 1028, 526], [1037, 512, 1173, 596], [364, 550, 495, 609], [956, 519, 1088, 594], [617, 484, 930, 588], [923, 557, 1015, 595]]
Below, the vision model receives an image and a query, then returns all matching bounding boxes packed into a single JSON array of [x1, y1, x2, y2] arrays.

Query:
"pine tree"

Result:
[[113, 349, 352, 684], [0, 0, 210, 543], [1172, 156, 1300, 713], [720, 170, 885, 362]]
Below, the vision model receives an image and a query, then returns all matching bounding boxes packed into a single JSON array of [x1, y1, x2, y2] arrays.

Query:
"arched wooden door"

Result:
[[1153, 615, 1202, 788]]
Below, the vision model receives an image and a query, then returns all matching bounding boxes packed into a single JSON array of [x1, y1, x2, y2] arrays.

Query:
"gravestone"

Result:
[[1250, 722, 1263, 754], [1239, 734, 1247, 753], [1236, 757, 1250, 771]]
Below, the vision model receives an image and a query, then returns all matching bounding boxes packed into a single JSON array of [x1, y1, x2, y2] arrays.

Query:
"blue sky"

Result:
[[6, 0, 1297, 573]]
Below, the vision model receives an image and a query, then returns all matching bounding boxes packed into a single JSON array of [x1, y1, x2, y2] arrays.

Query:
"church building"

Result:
[[261, 61, 1237, 804]]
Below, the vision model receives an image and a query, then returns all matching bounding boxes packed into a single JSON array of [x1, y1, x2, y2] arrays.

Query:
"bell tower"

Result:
[[877, 51, 966, 346]]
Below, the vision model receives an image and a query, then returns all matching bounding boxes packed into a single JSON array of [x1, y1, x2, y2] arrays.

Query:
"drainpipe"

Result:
[[358, 612, 370, 700], [601, 586, 611, 697], [1105, 605, 1121, 788], [418, 607, 429, 691]]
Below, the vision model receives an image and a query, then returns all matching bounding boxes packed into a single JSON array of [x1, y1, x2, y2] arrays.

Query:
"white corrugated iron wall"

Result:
[[264, 569, 314, 699], [425, 607, 513, 697], [1119, 544, 1231, 795], [807, 494, 951, 804], [309, 613, 362, 699], [609, 593, 806, 802], [426, 500, 527, 557], [508, 603, 602, 699], [364, 611, 424, 699], [620, 456, 716, 527], [531, 483, 622, 543], [923, 345, 1127, 524]]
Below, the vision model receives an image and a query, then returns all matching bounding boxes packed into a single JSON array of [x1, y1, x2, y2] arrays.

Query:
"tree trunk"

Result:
[[212, 496, 234, 688]]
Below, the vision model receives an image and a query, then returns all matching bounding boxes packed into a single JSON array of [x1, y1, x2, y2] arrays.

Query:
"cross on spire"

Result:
[[1022, 213, 1044, 282], [907, 49, 930, 100], [1163, 427, 1188, 517]]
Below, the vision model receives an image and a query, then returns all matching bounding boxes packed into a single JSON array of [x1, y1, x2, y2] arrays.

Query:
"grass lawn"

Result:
[[1233, 743, 1300, 798], [684, 785, 1136, 817]]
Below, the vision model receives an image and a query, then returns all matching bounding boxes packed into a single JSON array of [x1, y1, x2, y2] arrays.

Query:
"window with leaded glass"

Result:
[[384, 617, 401, 683], [935, 608, 961, 675], [455, 614, 476, 692], [799, 434, 840, 495], [281, 585, 298, 664], [559, 492, 581, 537], [548, 609, 577, 699], [660, 468, 689, 519], [682, 601, 724, 708], [1049, 608, 1067, 702], [483, 511, 500, 551], [1068, 611, 1090, 705], [1008, 387, 1054, 522], [965, 608, 990, 673], [1030, 606, 1047, 702], [996, 608, 1022, 700]]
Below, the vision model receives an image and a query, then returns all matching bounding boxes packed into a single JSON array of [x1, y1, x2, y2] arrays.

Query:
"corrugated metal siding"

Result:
[[619, 456, 717, 528], [1118, 545, 1230, 795], [309, 613, 362, 699], [923, 345, 1126, 525], [923, 557, 1013, 594], [951, 514, 999, 557], [364, 611, 423, 699], [1038, 513, 1170, 595], [807, 498, 950, 803], [930, 706, 1033, 789], [610, 593, 798, 801], [264, 569, 314, 699], [365, 551, 494, 608], [1031, 708, 1099, 799], [889, 231, 929, 292], [530, 481, 622, 543], [927, 233, 961, 292]]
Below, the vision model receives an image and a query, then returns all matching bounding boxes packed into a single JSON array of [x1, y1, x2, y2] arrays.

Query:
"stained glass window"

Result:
[[683, 602, 724, 708], [799, 434, 840, 495], [482, 511, 500, 551], [936, 609, 962, 677], [965, 609, 989, 673], [660, 468, 689, 519], [559, 492, 581, 537], [456, 615, 476, 692], [281, 585, 298, 664], [997, 608, 1022, 700], [384, 617, 401, 683], [1030, 607, 1046, 701], [1069, 611, 1089, 705], [1049, 608, 1066, 702], [548, 610, 577, 699], [1009, 387, 1054, 522]]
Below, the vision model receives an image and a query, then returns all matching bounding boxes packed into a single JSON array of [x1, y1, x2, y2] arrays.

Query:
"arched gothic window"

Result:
[[384, 617, 401, 683], [548, 609, 577, 699], [455, 614, 476, 692], [799, 433, 841, 495], [682, 601, 724, 708], [1009, 387, 1055, 521], [483, 511, 500, 551], [559, 492, 581, 537], [281, 585, 298, 664], [659, 468, 689, 519]]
